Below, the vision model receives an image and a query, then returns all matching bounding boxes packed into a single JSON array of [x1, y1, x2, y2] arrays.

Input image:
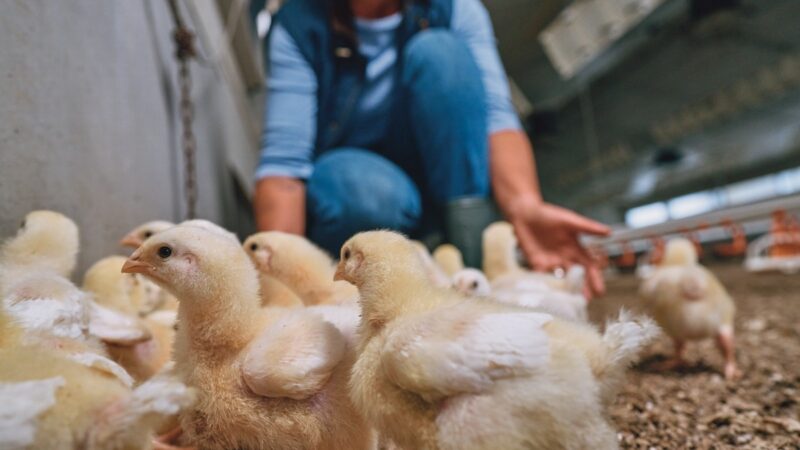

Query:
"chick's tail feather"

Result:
[[602, 310, 660, 369], [596, 310, 660, 403]]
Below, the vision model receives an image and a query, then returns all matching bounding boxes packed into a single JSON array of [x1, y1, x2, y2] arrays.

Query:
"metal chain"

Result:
[[167, 0, 198, 220]]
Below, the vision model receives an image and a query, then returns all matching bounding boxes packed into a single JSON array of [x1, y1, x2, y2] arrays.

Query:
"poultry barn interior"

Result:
[[1, 0, 799, 449]]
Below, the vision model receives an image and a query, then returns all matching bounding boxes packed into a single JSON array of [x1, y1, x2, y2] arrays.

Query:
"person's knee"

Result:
[[403, 30, 480, 84], [307, 149, 422, 253], [404, 30, 461, 72]]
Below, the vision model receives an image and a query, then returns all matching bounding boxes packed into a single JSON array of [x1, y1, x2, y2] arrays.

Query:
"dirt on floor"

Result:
[[589, 264, 800, 449]]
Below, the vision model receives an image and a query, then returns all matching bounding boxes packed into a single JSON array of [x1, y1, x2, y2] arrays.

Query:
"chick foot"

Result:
[[651, 356, 687, 372], [652, 340, 686, 372], [716, 328, 740, 381]]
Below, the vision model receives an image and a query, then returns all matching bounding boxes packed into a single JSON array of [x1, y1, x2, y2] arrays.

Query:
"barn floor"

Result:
[[590, 265, 800, 449]]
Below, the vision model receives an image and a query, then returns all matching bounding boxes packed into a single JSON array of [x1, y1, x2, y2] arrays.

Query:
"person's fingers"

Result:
[[513, 222, 544, 269], [561, 243, 604, 296], [553, 206, 611, 236], [582, 283, 592, 300], [586, 264, 606, 298]]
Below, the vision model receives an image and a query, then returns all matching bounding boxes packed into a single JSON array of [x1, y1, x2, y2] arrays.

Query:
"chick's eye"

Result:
[[471, 281, 479, 289], [157, 246, 173, 259], [19, 220, 25, 229], [250, 243, 258, 251], [343, 249, 351, 260]]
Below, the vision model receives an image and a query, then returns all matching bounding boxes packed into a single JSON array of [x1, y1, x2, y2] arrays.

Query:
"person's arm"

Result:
[[253, 23, 318, 233], [453, 0, 610, 297], [490, 130, 610, 297], [254, 177, 306, 234]]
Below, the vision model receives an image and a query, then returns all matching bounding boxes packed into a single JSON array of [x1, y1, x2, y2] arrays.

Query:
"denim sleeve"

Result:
[[451, 0, 521, 134], [255, 23, 318, 181]]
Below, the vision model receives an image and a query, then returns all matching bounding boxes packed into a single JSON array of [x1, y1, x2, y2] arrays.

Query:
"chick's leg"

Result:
[[716, 326, 740, 380], [653, 339, 686, 371]]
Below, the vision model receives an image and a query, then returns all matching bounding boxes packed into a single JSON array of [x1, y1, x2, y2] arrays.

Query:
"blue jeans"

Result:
[[307, 30, 489, 255]]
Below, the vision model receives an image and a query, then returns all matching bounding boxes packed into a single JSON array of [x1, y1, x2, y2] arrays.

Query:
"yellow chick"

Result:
[[432, 244, 464, 276], [453, 267, 588, 323], [119, 220, 175, 249], [119, 220, 183, 315], [0, 210, 79, 293], [336, 231, 659, 450], [482, 221, 580, 292], [244, 231, 357, 306], [123, 225, 373, 450], [2, 211, 149, 386], [472, 222, 589, 322], [410, 241, 452, 288], [640, 238, 738, 380], [451, 268, 491, 296], [83, 256, 176, 382], [0, 304, 195, 450]]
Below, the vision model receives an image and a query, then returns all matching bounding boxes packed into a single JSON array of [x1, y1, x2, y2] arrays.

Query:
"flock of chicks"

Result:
[[0, 210, 738, 449]]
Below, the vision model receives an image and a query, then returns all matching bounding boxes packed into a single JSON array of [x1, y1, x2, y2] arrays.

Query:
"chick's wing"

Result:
[[679, 267, 709, 301], [241, 311, 347, 400], [642, 266, 710, 302], [0, 377, 64, 450], [88, 301, 151, 345], [381, 307, 552, 403]]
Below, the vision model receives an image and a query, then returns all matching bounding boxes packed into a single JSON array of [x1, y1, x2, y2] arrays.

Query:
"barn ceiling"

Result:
[[486, 0, 800, 223]]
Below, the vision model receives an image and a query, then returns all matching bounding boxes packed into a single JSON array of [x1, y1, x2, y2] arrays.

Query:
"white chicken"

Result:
[[640, 238, 739, 380], [432, 244, 464, 276], [122, 225, 372, 449], [410, 241, 452, 288], [0, 303, 195, 450], [462, 222, 590, 322], [336, 230, 659, 450], [82, 256, 176, 382], [244, 231, 357, 306], [1, 211, 150, 386], [119, 220, 175, 249]]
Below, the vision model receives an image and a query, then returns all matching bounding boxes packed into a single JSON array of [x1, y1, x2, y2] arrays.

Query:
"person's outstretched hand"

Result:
[[508, 200, 611, 299]]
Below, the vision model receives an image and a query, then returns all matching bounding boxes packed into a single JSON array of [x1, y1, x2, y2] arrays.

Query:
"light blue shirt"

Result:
[[256, 0, 521, 180]]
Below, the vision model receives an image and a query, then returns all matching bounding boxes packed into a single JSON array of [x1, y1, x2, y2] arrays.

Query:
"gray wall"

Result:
[[0, 0, 259, 276]]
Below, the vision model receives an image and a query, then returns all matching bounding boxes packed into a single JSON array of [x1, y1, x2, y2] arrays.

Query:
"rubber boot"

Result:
[[445, 196, 501, 268]]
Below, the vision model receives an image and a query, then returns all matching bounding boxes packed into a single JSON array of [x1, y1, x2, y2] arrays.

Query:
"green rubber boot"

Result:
[[444, 196, 501, 269]]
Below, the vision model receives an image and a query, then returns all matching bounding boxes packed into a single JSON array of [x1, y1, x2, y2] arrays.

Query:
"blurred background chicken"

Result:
[[482, 222, 584, 291], [450, 221, 590, 322], [432, 244, 464, 277], [123, 225, 372, 449], [336, 230, 658, 450], [1, 210, 79, 295], [1, 211, 149, 387], [0, 302, 195, 450], [451, 267, 491, 296], [244, 231, 357, 306], [640, 238, 739, 380], [82, 256, 176, 382], [119, 220, 175, 249], [410, 241, 452, 288]]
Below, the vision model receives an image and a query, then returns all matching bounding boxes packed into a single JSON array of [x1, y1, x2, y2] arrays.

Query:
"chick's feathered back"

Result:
[[337, 230, 658, 450], [244, 231, 356, 306], [123, 225, 372, 450]]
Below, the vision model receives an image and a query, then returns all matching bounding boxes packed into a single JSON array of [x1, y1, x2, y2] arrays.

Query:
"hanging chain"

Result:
[[167, 0, 198, 220]]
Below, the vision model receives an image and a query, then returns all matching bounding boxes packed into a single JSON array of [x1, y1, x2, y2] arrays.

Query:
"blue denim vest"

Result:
[[274, 0, 453, 153]]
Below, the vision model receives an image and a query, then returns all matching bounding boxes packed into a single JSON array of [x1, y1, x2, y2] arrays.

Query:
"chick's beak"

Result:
[[121, 253, 153, 275], [119, 233, 142, 248], [333, 262, 346, 282]]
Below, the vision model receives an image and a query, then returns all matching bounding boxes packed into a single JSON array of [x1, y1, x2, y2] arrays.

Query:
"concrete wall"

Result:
[[0, 0, 260, 275]]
